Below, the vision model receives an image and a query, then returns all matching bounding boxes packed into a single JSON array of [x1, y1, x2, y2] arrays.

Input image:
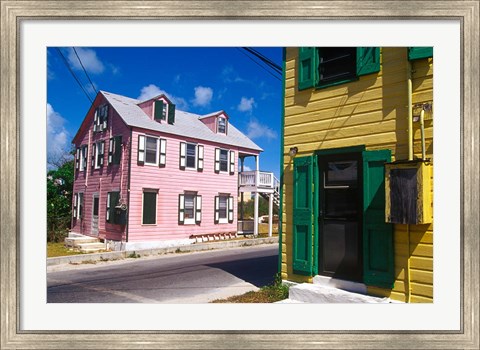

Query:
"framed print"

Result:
[[1, 1, 478, 349]]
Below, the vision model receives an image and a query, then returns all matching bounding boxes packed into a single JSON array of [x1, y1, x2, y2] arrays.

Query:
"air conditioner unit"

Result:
[[385, 160, 432, 225]]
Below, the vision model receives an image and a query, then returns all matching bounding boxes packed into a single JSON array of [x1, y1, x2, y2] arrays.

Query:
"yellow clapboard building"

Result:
[[279, 47, 433, 303]]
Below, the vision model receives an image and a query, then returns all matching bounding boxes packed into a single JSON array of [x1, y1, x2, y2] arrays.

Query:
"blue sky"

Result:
[[47, 47, 283, 178]]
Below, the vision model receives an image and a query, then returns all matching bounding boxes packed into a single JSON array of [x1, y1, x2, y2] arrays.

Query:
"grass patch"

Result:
[[211, 274, 289, 303], [47, 242, 84, 258]]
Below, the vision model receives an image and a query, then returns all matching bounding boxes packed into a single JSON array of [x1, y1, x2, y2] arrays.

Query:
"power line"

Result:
[[55, 48, 93, 103], [237, 48, 281, 82], [73, 47, 98, 95], [243, 47, 282, 73]]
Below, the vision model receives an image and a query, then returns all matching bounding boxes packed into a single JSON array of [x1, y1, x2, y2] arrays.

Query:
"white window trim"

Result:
[[94, 141, 104, 169], [217, 116, 227, 134], [183, 193, 197, 225], [141, 189, 158, 225], [185, 142, 198, 170], [219, 148, 229, 173], [218, 195, 228, 224], [144, 136, 160, 166]]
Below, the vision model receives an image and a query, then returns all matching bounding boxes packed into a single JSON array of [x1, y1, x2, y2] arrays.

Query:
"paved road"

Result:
[[47, 244, 278, 303]]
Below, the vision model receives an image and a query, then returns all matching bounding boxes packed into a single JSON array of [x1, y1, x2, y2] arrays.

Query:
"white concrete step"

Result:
[[64, 236, 100, 247], [288, 283, 390, 304], [76, 242, 105, 250]]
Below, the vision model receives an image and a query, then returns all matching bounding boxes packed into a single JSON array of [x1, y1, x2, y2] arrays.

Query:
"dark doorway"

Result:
[[318, 153, 362, 282]]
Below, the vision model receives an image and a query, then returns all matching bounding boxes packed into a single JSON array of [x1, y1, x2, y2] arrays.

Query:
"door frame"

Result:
[[312, 146, 366, 276], [92, 193, 100, 236]]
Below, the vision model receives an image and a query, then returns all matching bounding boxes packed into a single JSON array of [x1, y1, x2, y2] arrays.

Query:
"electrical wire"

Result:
[[243, 47, 282, 73], [73, 47, 98, 95], [237, 48, 281, 82], [55, 48, 93, 103]]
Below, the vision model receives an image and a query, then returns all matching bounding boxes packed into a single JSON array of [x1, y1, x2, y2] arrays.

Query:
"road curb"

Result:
[[47, 236, 279, 267]]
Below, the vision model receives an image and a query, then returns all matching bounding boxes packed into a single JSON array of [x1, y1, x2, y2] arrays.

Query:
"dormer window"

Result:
[[154, 99, 176, 124], [218, 117, 226, 134]]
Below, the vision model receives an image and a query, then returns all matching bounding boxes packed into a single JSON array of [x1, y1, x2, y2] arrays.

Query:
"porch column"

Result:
[[240, 157, 244, 221], [253, 155, 259, 237], [268, 193, 273, 237]]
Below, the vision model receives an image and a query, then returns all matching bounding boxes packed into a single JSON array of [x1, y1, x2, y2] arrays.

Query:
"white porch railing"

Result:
[[239, 171, 277, 189]]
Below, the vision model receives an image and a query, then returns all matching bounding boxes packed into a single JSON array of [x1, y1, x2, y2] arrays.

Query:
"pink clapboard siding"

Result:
[[71, 95, 131, 241], [127, 128, 259, 242]]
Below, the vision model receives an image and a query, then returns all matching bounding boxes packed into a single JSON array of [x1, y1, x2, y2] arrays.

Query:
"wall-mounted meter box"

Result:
[[385, 160, 432, 225]]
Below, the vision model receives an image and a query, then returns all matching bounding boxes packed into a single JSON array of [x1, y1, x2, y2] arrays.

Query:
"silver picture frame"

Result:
[[1, 1, 478, 349]]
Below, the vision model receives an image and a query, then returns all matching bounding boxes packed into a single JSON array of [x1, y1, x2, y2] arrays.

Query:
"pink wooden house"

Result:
[[70, 90, 277, 251]]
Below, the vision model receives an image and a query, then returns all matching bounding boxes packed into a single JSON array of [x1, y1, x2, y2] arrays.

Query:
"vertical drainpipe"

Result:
[[406, 57, 413, 302], [277, 47, 286, 276], [125, 127, 133, 244]]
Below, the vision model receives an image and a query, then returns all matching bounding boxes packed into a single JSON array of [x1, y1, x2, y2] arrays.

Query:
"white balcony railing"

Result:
[[239, 171, 278, 189]]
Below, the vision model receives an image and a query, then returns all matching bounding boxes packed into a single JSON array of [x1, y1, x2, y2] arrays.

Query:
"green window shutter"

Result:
[[362, 149, 394, 288], [298, 47, 317, 90], [113, 136, 122, 165], [154, 100, 164, 120], [357, 47, 380, 76], [292, 156, 314, 276], [109, 191, 120, 224], [408, 47, 433, 61], [142, 191, 157, 225], [168, 104, 176, 124]]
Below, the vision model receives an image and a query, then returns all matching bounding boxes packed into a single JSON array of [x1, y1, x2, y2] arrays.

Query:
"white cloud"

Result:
[[238, 97, 256, 112], [137, 84, 188, 110], [222, 66, 245, 83], [47, 103, 70, 156], [192, 86, 213, 107], [66, 47, 105, 75], [247, 119, 277, 141]]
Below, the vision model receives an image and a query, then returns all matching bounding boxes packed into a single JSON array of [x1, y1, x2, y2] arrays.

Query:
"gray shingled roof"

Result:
[[102, 91, 262, 152]]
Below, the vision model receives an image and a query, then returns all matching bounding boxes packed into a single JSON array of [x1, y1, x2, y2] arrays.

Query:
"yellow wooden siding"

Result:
[[282, 47, 434, 302]]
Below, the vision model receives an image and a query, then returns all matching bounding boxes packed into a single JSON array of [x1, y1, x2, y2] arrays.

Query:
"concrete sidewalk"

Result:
[[47, 236, 279, 268]]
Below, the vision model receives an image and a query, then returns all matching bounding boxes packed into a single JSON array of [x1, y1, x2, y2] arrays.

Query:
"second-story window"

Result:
[[145, 136, 158, 165], [186, 143, 196, 169], [218, 117, 226, 134], [219, 149, 228, 172], [92, 141, 105, 169]]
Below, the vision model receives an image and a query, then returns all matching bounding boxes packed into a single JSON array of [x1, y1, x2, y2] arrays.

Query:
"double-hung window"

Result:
[[217, 117, 226, 134], [219, 149, 228, 172], [186, 143, 196, 169], [92, 141, 105, 169], [298, 47, 380, 90], [179, 142, 203, 171], [93, 105, 109, 132], [138, 135, 166, 167], [215, 149, 235, 174], [178, 193, 202, 225], [145, 136, 158, 165], [154, 100, 176, 124], [76, 145, 88, 171], [73, 192, 84, 219], [215, 195, 234, 224]]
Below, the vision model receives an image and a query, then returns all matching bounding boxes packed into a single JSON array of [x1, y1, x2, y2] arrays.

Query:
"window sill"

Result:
[[141, 223, 157, 226]]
